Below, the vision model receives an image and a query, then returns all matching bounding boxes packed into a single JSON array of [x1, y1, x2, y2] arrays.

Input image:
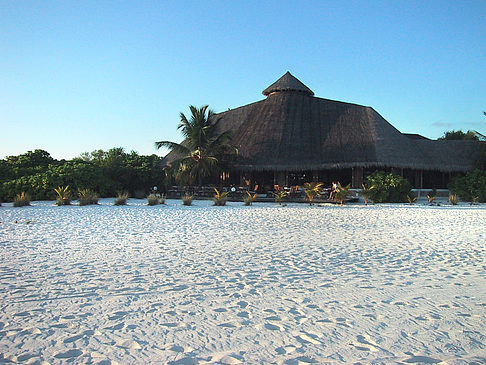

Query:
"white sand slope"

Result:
[[0, 199, 485, 364]]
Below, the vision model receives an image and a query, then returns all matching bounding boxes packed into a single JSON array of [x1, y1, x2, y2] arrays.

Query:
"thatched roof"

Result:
[[167, 73, 483, 173], [262, 71, 314, 96]]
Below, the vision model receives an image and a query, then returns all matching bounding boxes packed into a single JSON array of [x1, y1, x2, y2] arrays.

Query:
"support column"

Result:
[[351, 167, 363, 188], [414, 170, 423, 189]]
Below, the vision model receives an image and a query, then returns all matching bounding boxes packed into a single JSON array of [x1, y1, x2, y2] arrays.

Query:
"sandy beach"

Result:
[[0, 200, 485, 364]]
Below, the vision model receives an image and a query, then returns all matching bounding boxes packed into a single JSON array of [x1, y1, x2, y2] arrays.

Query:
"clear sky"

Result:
[[1, 1, 485, 160]]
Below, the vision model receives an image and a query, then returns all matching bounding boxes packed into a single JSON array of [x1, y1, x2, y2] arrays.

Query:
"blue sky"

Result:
[[1, 1, 485, 159]]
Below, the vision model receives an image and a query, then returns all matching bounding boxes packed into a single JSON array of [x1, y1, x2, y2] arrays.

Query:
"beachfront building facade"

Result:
[[207, 72, 482, 189]]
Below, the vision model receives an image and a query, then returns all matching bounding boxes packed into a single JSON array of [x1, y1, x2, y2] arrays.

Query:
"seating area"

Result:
[[165, 185, 359, 203]]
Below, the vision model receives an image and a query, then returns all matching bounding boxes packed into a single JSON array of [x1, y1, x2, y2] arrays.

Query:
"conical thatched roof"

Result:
[[167, 73, 483, 173], [262, 71, 314, 96]]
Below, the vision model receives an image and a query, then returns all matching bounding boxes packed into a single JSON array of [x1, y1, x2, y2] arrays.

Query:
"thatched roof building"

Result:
[[168, 72, 483, 188]]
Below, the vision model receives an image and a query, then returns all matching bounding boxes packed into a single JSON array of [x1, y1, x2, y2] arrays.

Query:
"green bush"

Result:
[[243, 191, 257, 206], [13, 192, 31, 207], [182, 195, 193, 206], [0, 148, 167, 202], [365, 171, 412, 203], [114, 191, 129, 206], [54, 186, 71, 206], [213, 188, 228, 206], [448, 170, 486, 203], [449, 194, 459, 205], [78, 189, 99, 206], [147, 193, 159, 206]]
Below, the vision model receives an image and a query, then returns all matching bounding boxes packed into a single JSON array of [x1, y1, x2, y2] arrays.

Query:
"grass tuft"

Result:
[[114, 191, 129, 205], [13, 192, 31, 207], [243, 191, 257, 206], [182, 195, 193, 206], [448, 194, 459, 205], [213, 188, 228, 206], [78, 189, 99, 206], [54, 186, 71, 206]]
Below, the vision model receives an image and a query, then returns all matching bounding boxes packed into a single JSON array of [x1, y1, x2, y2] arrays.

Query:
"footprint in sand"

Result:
[[237, 311, 250, 319], [108, 311, 128, 320], [294, 332, 322, 345], [161, 322, 181, 328], [403, 354, 442, 363], [169, 344, 194, 353], [54, 349, 83, 359], [218, 322, 240, 328], [119, 339, 142, 350], [264, 323, 283, 331], [237, 301, 248, 309], [284, 355, 318, 364], [276, 345, 297, 355]]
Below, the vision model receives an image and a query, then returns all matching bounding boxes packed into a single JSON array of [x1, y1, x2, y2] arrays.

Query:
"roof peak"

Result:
[[262, 72, 314, 96]]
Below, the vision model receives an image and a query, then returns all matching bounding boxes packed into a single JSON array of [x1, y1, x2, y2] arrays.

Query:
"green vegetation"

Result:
[[359, 184, 374, 205], [0, 148, 166, 202], [78, 189, 99, 206], [448, 170, 486, 203], [147, 194, 159, 206], [54, 186, 71, 206], [302, 182, 323, 205], [213, 188, 229, 206], [438, 130, 480, 141], [426, 188, 437, 204], [182, 195, 194, 206], [365, 171, 412, 203], [407, 194, 417, 205], [334, 182, 350, 206], [273, 190, 288, 205], [155, 105, 237, 186], [114, 191, 129, 205], [13, 192, 30, 207], [448, 194, 459, 205], [243, 191, 257, 206]]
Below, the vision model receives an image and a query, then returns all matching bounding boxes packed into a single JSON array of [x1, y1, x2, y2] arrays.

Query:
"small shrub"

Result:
[[147, 193, 166, 206], [427, 188, 437, 204], [243, 191, 257, 206], [302, 182, 323, 205], [54, 186, 71, 206], [78, 189, 99, 206], [407, 194, 417, 205], [273, 190, 288, 204], [182, 195, 193, 206], [13, 192, 31, 207], [213, 188, 228, 206], [114, 191, 129, 205], [334, 182, 350, 206], [449, 194, 459, 205], [365, 171, 412, 203], [147, 193, 159, 206], [448, 169, 486, 203], [359, 184, 374, 205]]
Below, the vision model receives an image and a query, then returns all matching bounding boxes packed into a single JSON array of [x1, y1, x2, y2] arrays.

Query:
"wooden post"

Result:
[[352, 167, 363, 188]]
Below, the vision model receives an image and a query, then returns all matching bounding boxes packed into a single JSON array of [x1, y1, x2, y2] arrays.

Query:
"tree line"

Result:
[[0, 148, 166, 202]]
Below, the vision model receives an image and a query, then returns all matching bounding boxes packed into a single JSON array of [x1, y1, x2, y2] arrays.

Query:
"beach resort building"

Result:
[[166, 72, 483, 190], [210, 72, 482, 189]]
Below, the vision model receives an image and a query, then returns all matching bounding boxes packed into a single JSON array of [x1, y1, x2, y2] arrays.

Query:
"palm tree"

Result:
[[359, 183, 374, 205], [302, 182, 323, 205], [335, 182, 350, 206], [155, 105, 237, 186]]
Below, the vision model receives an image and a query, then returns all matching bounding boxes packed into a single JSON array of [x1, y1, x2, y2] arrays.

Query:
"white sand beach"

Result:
[[0, 200, 485, 364]]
